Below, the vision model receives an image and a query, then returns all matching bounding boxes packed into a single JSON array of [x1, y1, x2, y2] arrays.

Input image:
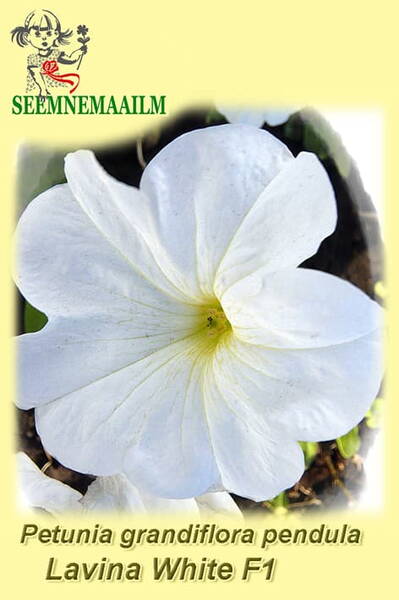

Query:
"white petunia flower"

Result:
[[15, 124, 382, 502], [17, 453, 241, 516], [83, 476, 241, 516], [217, 106, 298, 127], [17, 452, 82, 514]]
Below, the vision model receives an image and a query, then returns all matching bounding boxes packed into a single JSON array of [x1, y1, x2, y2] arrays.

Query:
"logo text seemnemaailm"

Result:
[[12, 95, 166, 115]]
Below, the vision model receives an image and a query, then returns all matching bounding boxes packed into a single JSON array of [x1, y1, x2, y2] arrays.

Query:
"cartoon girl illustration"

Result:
[[11, 10, 89, 97]]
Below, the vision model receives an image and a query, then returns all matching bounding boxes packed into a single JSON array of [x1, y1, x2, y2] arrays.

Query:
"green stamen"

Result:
[[205, 306, 231, 337]]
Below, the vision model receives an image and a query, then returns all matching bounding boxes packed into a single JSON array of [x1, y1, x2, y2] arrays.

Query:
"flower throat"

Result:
[[205, 305, 231, 338]]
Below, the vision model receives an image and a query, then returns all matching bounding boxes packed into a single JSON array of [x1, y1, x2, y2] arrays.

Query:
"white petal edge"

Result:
[[217, 107, 297, 127], [203, 355, 305, 501], [81, 475, 147, 512], [17, 452, 83, 515], [216, 107, 267, 127], [214, 331, 383, 443], [215, 152, 337, 296], [195, 492, 242, 517], [15, 183, 199, 318], [139, 124, 293, 297], [222, 268, 383, 348], [82, 475, 240, 516], [64, 151, 198, 303], [264, 109, 297, 126]]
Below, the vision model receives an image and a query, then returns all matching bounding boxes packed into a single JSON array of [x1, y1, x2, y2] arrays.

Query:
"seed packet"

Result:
[[1, 2, 397, 598]]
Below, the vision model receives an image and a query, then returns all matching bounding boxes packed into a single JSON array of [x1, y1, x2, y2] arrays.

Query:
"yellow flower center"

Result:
[[204, 305, 232, 338], [189, 302, 232, 356]]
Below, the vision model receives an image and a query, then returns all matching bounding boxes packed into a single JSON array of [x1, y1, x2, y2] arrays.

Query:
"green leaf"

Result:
[[283, 115, 303, 142], [269, 492, 288, 509], [303, 123, 329, 160], [365, 397, 383, 429], [301, 110, 352, 178], [299, 441, 319, 466], [17, 145, 67, 218], [206, 108, 224, 124], [24, 302, 47, 333], [336, 426, 361, 459]]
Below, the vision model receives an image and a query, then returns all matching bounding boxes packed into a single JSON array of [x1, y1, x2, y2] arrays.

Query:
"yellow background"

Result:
[[1, 0, 398, 597]]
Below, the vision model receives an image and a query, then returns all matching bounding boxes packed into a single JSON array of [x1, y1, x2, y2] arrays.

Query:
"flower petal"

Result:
[[203, 349, 305, 501], [215, 152, 336, 295], [17, 452, 82, 514], [214, 332, 382, 443], [81, 475, 147, 512], [217, 107, 267, 127], [17, 310, 201, 410], [139, 124, 293, 296], [217, 107, 297, 127], [263, 109, 297, 126], [137, 489, 200, 515], [15, 184, 199, 318], [195, 492, 242, 517], [35, 336, 219, 492], [83, 477, 236, 515], [16, 185, 204, 411], [122, 344, 220, 498], [64, 151, 197, 303], [223, 268, 382, 348]]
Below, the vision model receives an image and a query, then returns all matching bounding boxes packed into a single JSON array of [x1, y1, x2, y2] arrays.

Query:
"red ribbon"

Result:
[[41, 60, 80, 94]]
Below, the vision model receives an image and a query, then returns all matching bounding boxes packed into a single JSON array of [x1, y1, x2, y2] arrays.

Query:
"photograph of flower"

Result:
[[15, 106, 384, 515]]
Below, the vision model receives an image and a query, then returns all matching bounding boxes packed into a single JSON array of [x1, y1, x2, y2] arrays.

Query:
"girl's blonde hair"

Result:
[[11, 9, 72, 47]]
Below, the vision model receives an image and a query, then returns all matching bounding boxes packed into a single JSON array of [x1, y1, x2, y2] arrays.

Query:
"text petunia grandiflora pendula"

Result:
[[15, 124, 383, 502]]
